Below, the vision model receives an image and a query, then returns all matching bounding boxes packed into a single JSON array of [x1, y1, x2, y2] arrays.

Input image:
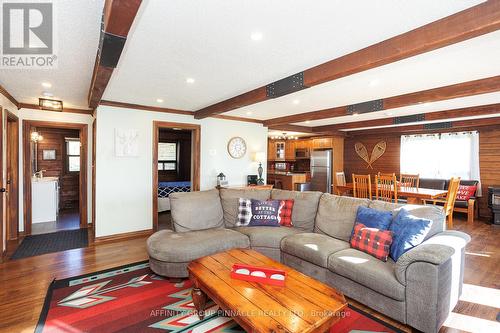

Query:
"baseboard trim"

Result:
[[94, 229, 154, 243]]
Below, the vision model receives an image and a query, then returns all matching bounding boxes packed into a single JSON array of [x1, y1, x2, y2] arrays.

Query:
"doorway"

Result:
[[152, 121, 200, 231], [22, 120, 88, 236], [0, 110, 19, 258]]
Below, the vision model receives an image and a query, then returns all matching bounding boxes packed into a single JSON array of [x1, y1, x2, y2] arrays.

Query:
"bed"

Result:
[[158, 181, 191, 212]]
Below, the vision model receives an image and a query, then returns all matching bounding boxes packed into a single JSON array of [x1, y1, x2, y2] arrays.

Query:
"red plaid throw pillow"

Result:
[[277, 199, 294, 227], [456, 185, 477, 201], [350, 223, 393, 261]]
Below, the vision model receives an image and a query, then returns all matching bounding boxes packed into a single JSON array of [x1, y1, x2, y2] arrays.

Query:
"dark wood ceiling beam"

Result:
[[314, 103, 500, 132], [268, 124, 315, 133], [193, 1, 500, 119], [100, 100, 193, 115], [264, 75, 500, 126], [347, 116, 500, 136], [0, 84, 19, 108], [88, 0, 142, 109]]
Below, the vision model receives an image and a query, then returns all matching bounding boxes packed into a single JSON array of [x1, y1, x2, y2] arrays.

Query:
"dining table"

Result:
[[334, 183, 448, 204]]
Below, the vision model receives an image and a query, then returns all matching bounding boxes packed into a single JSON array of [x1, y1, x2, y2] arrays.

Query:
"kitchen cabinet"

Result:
[[285, 140, 295, 160], [268, 140, 276, 161], [312, 137, 333, 149], [268, 140, 294, 161]]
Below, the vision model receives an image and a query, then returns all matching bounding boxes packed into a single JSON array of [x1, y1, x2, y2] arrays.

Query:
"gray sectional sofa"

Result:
[[147, 188, 470, 333]]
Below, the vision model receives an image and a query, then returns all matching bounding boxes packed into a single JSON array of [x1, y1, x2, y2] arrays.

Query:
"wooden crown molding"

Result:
[[18, 103, 94, 115], [347, 115, 500, 136], [314, 103, 500, 132], [193, 1, 500, 119], [0, 84, 19, 108], [87, 0, 143, 109], [264, 75, 500, 126]]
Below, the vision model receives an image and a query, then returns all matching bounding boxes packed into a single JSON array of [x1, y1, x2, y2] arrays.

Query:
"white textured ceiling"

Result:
[[231, 30, 500, 121], [104, 0, 485, 112], [0, 0, 104, 109]]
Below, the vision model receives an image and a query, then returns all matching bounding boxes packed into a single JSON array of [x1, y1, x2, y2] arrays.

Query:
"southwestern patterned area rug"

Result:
[[36, 261, 404, 333]]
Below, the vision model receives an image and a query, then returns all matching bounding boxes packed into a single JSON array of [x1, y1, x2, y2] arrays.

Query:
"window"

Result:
[[66, 138, 80, 172], [158, 142, 177, 171], [400, 132, 481, 191]]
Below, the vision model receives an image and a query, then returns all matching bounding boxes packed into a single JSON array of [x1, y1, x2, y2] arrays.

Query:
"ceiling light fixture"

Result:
[[273, 132, 298, 140], [186, 78, 195, 84], [39, 98, 63, 112], [369, 79, 380, 87], [156, 98, 164, 103], [385, 112, 393, 116], [292, 99, 300, 105], [246, 111, 253, 116], [41, 82, 52, 88], [250, 32, 263, 41], [305, 120, 311, 124], [42, 91, 53, 97]]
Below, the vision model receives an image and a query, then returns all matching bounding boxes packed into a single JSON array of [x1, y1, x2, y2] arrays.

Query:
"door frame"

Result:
[[152, 121, 200, 231], [5, 111, 19, 246], [22, 120, 88, 235]]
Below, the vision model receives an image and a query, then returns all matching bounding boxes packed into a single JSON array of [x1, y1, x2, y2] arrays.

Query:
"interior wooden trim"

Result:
[[100, 100, 193, 115], [347, 116, 500, 136], [0, 85, 19, 108], [22, 120, 89, 236], [94, 228, 153, 243], [18, 103, 93, 115], [0, 107, 3, 254], [212, 114, 264, 124], [91, 118, 96, 242], [152, 121, 201, 231], [88, 0, 143, 108], [264, 75, 500, 126], [314, 103, 500, 132], [193, 1, 500, 119], [5, 111, 19, 245]]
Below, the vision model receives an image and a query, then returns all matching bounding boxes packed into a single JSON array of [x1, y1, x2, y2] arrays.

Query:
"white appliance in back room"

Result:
[[32, 177, 59, 223], [310, 149, 332, 193]]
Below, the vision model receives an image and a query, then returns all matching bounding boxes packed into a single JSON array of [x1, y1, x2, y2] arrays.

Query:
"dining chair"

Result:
[[430, 177, 461, 229], [377, 172, 396, 178], [352, 174, 372, 199], [336, 172, 346, 186], [375, 174, 398, 202], [400, 173, 420, 188]]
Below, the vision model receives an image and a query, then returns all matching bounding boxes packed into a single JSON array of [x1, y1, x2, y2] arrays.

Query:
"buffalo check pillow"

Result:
[[350, 223, 394, 261], [236, 198, 252, 226]]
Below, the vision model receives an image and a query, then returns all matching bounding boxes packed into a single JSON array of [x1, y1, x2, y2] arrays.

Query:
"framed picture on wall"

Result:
[[42, 149, 56, 160]]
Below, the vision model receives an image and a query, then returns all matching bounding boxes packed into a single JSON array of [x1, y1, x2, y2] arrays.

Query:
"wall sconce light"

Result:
[[39, 98, 63, 111], [31, 131, 43, 142]]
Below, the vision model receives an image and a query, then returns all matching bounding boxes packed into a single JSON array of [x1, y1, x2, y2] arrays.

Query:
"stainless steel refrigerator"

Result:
[[310, 149, 332, 193]]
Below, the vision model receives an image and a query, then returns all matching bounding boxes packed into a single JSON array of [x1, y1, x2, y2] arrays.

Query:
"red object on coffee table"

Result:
[[230, 263, 287, 286]]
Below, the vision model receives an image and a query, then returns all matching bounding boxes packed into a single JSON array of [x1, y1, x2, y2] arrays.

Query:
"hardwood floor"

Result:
[[0, 217, 498, 333]]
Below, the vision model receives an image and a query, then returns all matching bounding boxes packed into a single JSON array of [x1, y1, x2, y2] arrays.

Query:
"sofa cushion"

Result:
[[328, 248, 405, 301], [368, 200, 404, 215], [315, 194, 370, 242], [147, 229, 249, 263], [419, 178, 446, 190], [270, 189, 322, 231], [234, 226, 303, 249], [355, 206, 393, 230], [220, 188, 271, 227], [170, 189, 224, 232], [281, 233, 350, 268]]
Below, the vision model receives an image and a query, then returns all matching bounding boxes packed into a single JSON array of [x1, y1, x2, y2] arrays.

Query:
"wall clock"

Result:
[[227, 137, 247, 159]]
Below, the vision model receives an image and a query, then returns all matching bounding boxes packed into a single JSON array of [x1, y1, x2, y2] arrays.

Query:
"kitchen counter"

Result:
[[267, 171, 308, 176], [267, 172, 308, 190]]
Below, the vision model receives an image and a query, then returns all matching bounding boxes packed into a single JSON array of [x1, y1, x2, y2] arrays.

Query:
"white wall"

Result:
[[0, 95, 18, 251], [95, 105, 267, 237], [16, 108, 94, 232]]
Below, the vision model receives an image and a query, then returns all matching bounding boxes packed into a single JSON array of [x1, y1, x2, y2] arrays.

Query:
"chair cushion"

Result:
[[147, 229, 250, 263], [419, 178, 446, 190], [220, 188, 271, 227], [234, 226, 304, 249], [328, 248, 405, 301], [281, 233, 350, 268], [454, 200, 469, 208], [170, 189, 224, 232], [456, 185, 477, 201], [314, 194, 369, 242], [270, 189, 322, 232]]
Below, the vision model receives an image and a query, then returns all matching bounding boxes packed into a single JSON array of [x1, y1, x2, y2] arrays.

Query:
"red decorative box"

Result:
[[230, 263, 287, 286]]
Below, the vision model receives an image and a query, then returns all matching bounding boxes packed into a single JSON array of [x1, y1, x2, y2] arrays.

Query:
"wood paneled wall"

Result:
[[36, 127, 80, 210], [344, 129, 500, 218], [158, 129, 191, 182]]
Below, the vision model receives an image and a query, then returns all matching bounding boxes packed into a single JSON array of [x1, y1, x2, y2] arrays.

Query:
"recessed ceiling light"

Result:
[[292, 99, 300, 105], [186, 78, 195, 84], [305, 120, 311, 124], [385, 112, 393, 116], [156, 98, 164, 103], [41, 82, 52, 88], [352, 112, 359, 116], [42, 91, 53, 97], [250, 32, 263, 41], [369, 79, 380, 87], [246, 111, 253, 116]]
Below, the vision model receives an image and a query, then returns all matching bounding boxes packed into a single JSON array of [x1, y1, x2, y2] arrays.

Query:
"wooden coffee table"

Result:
[[188, 248, 347, 333]]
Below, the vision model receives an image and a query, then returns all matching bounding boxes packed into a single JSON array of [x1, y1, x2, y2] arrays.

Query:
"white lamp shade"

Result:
[[252, 151, 266, 162]]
